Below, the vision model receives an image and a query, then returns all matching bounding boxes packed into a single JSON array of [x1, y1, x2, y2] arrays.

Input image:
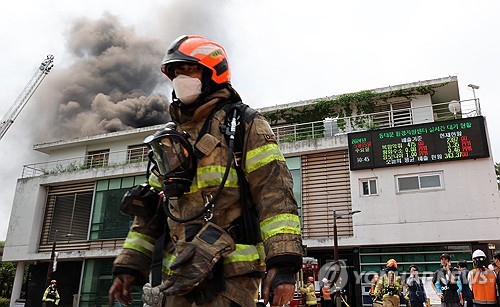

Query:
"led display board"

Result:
[[348, 116, 490, 170]]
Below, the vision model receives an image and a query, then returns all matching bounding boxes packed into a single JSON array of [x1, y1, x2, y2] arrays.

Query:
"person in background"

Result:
[[493, 251, 500, 305], [468, 249, 497, 306], [374, 259, 403, 306], [432, 253, 461, 307], [321, 278, 333, 307], [457, 260, 473, 307], [42, 280, 60, 307], [406, 265, 428, 307], [299, 276, 318, 306]]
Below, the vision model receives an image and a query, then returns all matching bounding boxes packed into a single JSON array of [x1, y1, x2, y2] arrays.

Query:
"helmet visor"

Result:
[[148, 135, 190, 176]]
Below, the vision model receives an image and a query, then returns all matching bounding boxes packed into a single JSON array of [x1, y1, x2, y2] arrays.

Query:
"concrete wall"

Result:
[[411, 94, 434, 123], [3, 162, 146, 262], [350, 157, 500, 246]]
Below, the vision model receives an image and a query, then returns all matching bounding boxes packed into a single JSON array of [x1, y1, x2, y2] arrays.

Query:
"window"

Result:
[[127, 144, 149, 163], [40, 182, 95, 245], [90, 176, 144, 240], [360, 178, 378, 196], [86, 149, 109, 168], [285, 157, 302, 225], [396, 172, 443, 193]]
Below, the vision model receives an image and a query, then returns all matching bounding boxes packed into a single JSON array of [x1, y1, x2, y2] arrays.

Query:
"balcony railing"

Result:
[[22, 147, 149, 178], [271, 98, 480, 143], [22, 99, 480, 178]]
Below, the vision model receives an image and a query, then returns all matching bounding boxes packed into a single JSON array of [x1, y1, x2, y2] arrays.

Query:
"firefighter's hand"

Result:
[[262, 267, 296, 307], [108, 274, 135, 306]]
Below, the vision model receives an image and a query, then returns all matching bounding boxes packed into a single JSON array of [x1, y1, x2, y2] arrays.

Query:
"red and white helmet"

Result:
[[161, 35, 230, 85], [50, 280, 57, 284]]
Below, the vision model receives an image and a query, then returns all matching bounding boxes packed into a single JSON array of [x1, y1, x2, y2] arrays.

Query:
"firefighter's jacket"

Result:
[[374, 270, 403, 299], [113, 86, 303, 285], [42, 285, 60, 305], [300, 282, 318, 305]]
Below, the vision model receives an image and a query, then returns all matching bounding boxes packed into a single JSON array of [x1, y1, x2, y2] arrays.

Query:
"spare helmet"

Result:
[[161, 35, 230, 85]]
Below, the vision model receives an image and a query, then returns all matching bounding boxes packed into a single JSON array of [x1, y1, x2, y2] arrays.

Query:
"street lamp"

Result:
[[468, 84, 480, 115], [333, 210, 361, 262], [332, 210, 360, 307]]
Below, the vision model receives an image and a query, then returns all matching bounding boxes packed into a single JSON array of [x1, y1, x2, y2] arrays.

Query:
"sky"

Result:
[[1, 0, 499, 240]]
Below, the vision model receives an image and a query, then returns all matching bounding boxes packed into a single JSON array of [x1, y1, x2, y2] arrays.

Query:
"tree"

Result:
[[0, 241, 16, 299]]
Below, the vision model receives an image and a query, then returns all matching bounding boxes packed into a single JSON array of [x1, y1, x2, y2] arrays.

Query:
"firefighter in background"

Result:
[[370, 274, 383, 306], [42, 280, 60, 307], [374, 259, 403, 307], [108, 35, 303, 307], [468, 249, 498, 306], [299, 276, 318, 306]]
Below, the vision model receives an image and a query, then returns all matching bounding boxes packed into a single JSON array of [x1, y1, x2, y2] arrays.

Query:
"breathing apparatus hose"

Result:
[[162, 109, 239, 223]]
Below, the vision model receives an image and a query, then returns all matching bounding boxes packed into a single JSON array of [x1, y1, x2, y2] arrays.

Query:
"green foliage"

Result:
[[0, 297, 10, 307], [0, 261, 15, 299], [262, 84, 447, 126]]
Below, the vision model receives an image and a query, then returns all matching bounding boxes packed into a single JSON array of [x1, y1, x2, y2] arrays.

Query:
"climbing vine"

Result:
[[262, 83, 446, 126]]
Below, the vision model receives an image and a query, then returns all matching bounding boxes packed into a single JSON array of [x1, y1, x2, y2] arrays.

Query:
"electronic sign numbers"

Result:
[[348, 116, 490, 170]]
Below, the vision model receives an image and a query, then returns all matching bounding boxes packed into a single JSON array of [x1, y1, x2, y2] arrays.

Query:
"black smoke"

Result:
[[34, 13, 171, 141]]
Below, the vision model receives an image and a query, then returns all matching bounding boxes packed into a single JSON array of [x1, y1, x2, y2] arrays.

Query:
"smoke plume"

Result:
[[28, 1, 230, 142], [33, 14, 170, 141]]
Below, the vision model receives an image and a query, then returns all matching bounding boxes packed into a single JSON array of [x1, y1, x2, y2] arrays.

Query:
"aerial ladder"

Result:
[[0, 54, 54, 140]]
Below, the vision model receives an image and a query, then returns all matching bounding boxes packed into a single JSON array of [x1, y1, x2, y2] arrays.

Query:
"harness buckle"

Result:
[[203, 194, 214, 221]]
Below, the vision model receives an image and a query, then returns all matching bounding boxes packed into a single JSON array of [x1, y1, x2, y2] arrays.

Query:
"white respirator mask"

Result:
[[172, 74, 202, 105]]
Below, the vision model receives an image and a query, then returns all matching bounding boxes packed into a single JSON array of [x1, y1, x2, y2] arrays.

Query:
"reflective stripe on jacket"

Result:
[[114, 87, 302, 284], [300, 283, 317, 305], [374, 271, 402, 298]]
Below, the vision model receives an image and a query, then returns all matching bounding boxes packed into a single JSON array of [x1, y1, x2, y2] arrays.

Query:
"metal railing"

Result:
[[271, 98, 480, 143], [22, 99, 480, 178], [22, 147, 149, 178]]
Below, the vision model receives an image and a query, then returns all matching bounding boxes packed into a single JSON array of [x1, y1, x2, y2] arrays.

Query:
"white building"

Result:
[[4, 75, 499, 306]]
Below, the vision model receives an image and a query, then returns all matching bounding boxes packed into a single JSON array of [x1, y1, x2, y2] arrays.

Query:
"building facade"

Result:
[[4, 76, 499, 306]]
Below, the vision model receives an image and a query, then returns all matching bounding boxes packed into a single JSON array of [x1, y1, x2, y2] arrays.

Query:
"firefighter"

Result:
[[468, 249, 498, 306], [374, 259, 403, 307], [42, 280, 60, 307], [299, 276, 318, 306], [108, 35, 303, 307]]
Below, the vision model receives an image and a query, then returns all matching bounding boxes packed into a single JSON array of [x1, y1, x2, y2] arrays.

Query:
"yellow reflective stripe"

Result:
[[260, 213, 301, 241], [245, 143, 285, 173], [148, 173, 162, 190], [162, 252, 176, 276], [224, 244, 264, 264], [122, 231, 156, 259], [186, 165, 239, 194]]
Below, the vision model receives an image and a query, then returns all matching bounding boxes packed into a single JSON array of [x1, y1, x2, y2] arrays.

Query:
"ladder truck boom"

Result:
[[0, 54, 54, 140]]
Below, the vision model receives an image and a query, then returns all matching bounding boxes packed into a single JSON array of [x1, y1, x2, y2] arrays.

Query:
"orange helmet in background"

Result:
[[386, 259, 398, 269], [161, 35, 230, 85]]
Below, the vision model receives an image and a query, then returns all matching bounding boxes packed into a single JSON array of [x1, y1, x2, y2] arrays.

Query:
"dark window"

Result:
[[127, 144, 149, 163], [86, 149, 109, 168]]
